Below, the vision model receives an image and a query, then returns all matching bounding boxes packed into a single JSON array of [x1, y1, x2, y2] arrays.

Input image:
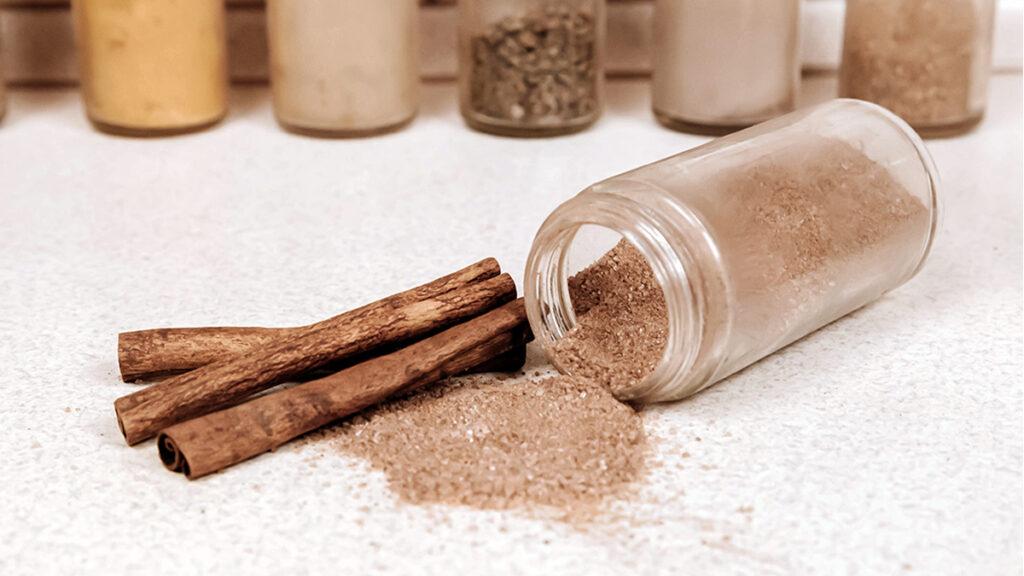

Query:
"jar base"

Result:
[[462, 114, 597, 138], [276, 114, 416, 139], [653, 109, 758, 136], [911, 113, 984, 139], [87, 113, 226, 137]]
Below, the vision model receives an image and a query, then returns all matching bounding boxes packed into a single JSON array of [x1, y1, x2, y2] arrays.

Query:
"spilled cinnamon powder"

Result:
[[326, 136, 929, 514], [333, 375, 646, 510]]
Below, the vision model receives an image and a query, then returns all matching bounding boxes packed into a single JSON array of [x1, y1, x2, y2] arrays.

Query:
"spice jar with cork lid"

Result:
[[266, 0, 419, 137], [839, 0, 996, 137], [458, 0, 605, 137], [652, 0, 801, 135], [72, 0, 228, 136], [524, 99, 939, 403]]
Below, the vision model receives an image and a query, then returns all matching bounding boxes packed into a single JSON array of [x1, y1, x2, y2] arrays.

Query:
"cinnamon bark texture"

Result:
[[159, 299, 530, 480], [115, 273, 516, 445], [117, 258, 501, 381]]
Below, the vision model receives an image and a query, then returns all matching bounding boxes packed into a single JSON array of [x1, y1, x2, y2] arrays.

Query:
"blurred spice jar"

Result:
[[458, 0, 606, 137], [839, 0, 996, 137], [72, 0, 228, 136], [267, 0, 419, 137], [652, 0, 801, 135]]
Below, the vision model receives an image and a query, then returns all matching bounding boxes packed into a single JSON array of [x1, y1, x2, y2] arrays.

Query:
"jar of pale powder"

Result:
[[458, 0, 605, 137], [267, 0, 419, 136], [525, 99, 939, 402], [72, 0, 228, 136], [652, 0, 801, 135], [839, 0, 996, 137]]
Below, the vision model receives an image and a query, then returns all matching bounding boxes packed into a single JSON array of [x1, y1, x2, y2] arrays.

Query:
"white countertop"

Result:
[[0, 75, 1020, 575]]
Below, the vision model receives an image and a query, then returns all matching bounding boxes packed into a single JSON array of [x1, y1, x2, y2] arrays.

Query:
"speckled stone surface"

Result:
[[0, 76, 1020, 575]]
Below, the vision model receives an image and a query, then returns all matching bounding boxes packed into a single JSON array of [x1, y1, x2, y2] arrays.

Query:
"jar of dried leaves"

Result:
[[458, 0, 605, 137], [524, 99, 939, 403], [839, 0, 996, 137]]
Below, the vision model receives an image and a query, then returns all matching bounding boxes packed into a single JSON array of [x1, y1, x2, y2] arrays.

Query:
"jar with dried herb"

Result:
[[266, 0, 419, 137], [525, 99, 938, 403], [72, 0, 229, 136], [839, 0, 996, 137], [652, 0, 801, 135], [458, 0, 605, 137]]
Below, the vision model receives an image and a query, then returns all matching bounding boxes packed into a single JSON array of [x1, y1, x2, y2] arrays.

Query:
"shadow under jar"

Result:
[[459, 0, 605, 137], [72, 0, 228, 136], [267, 0, 419, 137], [839, 0, 996, 137], [525, 99, 939, 403], [652, 0, 801, 135]]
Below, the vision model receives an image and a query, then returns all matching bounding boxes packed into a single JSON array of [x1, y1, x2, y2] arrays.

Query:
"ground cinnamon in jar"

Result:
[[531, 123, 934, 401]]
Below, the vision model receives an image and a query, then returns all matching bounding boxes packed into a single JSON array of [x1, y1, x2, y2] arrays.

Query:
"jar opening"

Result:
[[525, 192, 718, 403]]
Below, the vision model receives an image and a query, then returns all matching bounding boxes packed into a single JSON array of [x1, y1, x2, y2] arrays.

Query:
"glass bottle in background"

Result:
[[652, 0, 801, 135], [458, 0, 605, 137], [267, 0, 419, 137], [839, 0, 996, 137], [525, 99, 938, 403], [72, 0, 228, 136]]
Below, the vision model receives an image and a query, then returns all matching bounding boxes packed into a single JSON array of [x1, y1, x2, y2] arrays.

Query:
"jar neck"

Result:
[[524, 184, 733, 403]]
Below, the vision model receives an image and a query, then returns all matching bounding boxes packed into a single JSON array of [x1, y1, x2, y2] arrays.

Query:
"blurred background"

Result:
[[1, 0, 1020, 85]]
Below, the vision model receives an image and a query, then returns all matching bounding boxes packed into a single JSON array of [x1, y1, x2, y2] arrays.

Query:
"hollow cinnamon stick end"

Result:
[[157, 433, 192, 478], [114, 395, 146, 446]]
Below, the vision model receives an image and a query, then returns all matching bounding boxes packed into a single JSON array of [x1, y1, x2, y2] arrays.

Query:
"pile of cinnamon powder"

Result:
[[333, 375, 646, 510]]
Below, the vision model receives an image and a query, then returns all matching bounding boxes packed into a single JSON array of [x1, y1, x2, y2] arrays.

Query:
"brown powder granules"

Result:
[[840, 0, 979, 126], [332, 375, 646, 510], [549, 240, 669, 397]]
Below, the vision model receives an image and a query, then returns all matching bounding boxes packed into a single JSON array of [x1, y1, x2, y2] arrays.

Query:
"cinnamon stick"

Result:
[[118, 258, 501, 381], [115, 273, 516, 445], [159, 299, 530, 480]]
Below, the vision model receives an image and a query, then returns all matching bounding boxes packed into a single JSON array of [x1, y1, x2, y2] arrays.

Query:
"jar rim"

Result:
[[524, 187, 732, 403]]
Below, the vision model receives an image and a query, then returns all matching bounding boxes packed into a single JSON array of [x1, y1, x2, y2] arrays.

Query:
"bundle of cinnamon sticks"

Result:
[[113, 258, 531, 479]]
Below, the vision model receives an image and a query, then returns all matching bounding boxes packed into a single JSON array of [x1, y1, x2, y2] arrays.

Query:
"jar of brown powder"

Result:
[[525, 99, 939, 403], [266, 0, 419, 136], [838, 0, 996, 137], [458, 0, 605, 137], [652, 0, 801, 135]]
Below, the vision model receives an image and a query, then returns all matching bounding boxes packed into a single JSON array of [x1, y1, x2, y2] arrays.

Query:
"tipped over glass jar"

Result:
[[525, 99, 939, 403], [458, 0, 605, 137], [839, 0, 996, 137]]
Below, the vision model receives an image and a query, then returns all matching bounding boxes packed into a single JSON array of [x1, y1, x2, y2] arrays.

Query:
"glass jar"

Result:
[[458, 0, 605, 137], [652, 0, 801, 135], [72, 0, 229, 136], [525, 99, 939, 403], [267, 0, 419, 137], [839, 0, 996, 137]]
